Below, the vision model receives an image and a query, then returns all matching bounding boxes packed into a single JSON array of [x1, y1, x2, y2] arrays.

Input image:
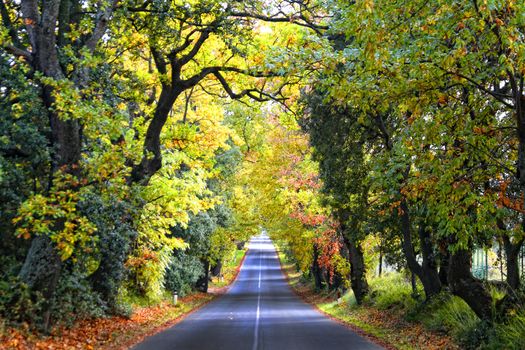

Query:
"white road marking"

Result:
[[258, 257, 261, 289], [252, 249, 262, 350]]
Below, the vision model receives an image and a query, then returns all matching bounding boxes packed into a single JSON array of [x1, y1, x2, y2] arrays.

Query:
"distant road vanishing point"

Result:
[[133, 235, 384, 350]]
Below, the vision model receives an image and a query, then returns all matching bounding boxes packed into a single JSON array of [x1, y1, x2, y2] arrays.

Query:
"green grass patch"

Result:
[[414, 293, 480, 343], [484, 312, 525, 350], [366, 273, 420, 311]]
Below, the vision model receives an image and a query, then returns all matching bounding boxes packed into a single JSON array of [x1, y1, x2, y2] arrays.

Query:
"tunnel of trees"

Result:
[[1, 0, 525, 346]]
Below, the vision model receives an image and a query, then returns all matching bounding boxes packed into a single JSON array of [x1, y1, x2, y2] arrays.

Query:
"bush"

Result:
[[51, 270, 106, 327], [0, 277, 44, 327], [79, 194, 137, 313], [164, 252, 204, 297]]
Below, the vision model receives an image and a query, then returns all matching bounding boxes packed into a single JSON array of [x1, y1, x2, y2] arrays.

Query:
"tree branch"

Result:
[[84, 0, 120, 53], [178, 28, 212, 66], [4, 45, 32, 62], [151, 46, 168, 77], [168, 28, 200, 58], [438, 66, 515, 109]]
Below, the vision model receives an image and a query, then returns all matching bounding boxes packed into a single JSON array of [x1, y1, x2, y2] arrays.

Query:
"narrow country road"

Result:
[[133, 235, 383, 350]]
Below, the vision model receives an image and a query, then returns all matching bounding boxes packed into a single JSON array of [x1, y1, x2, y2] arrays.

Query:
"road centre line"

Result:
[[252, 248, 262, 350]]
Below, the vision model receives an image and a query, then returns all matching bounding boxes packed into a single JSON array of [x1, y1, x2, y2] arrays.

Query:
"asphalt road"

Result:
[[133, 235, 383, 350]]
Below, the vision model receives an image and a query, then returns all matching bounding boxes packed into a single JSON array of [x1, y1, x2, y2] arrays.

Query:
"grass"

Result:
[[366, 273, 420, 311], [485, 312, 525, 350]]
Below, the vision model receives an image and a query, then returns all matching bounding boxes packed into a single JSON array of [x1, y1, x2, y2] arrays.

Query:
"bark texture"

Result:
[[399, 200, 442, 299]]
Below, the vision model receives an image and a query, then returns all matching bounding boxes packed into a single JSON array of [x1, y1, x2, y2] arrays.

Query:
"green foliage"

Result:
[[51, 269, 106, 327], [164, 252, 204, 297], [0, 51, 49, 266], [365, 273, 419, 311], [0, 277, 44, 327], [1, 0, 525, 346], [79, 194, 138, 311], [417, 293, 481, 345], [485, 312, 525, 350]]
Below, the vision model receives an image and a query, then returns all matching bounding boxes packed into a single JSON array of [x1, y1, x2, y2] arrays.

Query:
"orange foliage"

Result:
[[314, 223, 342, 283], [496, 180, 525, 214]]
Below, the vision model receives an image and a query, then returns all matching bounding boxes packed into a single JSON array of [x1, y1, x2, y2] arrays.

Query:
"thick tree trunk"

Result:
[[346, 239, 369, 304], [410, 272, 417, 296], [17, 0, 115, 331], [417, 222, 442, 295], [19, 0, 81, 331], [448, 248, 493, 320], [438, 248, 449, 286], [337, 210, 369, 304], [18, 235, 62, 330], [502, 235, 524, 290], [399, 200, 442, 299]]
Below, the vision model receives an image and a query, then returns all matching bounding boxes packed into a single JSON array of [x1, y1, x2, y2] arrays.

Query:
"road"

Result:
[[133, 235, 383, 350]]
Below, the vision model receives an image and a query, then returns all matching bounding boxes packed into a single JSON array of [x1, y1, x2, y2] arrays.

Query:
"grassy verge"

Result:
[[0, 248, 247, 350], [277, 249, 460, 350]]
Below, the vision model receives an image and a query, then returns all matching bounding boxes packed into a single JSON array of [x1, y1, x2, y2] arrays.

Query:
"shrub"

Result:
[[51, 269, 106, 327], [164, 252, 204, 297], [79, 194, 137, 312], [0, 277, 44, 327]]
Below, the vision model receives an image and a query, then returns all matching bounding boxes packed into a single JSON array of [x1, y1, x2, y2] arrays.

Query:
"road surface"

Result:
[[133, 235, 383, 350]]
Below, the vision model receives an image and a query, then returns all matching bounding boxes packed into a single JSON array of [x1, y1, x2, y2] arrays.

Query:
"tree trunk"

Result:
[[410, 272, 417, 297], [502, 235, 524, 290], [448, 248, 493, 320], [399, 200, 442, 299], [378, 245, 383, 277], [339, 228, 369, 304], [311, 244, 323, 291], [438, 248, 449, 286], [18, 235, 62, 331], [18, 0, 81, 331], [196, 259, 210, 293], [348, 240, 369, 304], [210, 260, 223, 277]]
